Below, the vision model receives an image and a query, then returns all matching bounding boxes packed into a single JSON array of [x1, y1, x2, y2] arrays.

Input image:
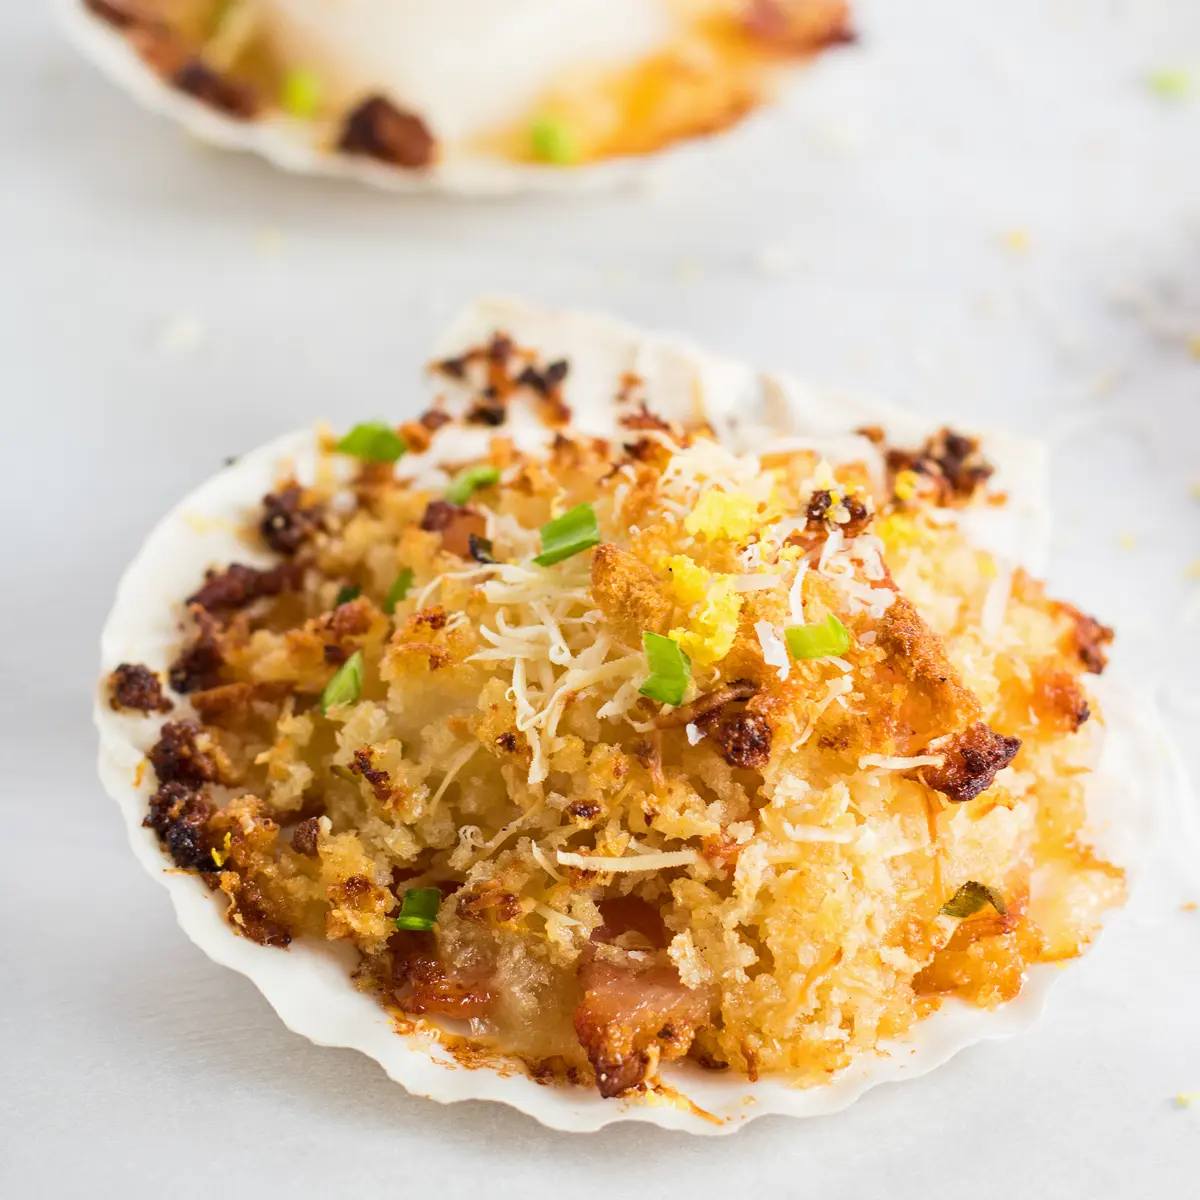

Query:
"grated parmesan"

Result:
[[556, 848, 699, 872]]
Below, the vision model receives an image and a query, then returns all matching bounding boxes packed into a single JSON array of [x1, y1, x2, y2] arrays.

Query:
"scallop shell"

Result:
[[58, 0, 788, 197], [94, 298, 1166, 1132]]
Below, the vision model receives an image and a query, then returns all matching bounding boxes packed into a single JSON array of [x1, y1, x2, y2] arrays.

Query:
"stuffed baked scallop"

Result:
[[61, 0, 852, 192], [96, 303, 1154, 1129]]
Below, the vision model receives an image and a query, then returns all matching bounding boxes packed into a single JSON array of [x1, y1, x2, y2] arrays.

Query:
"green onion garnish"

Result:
[[533, 503, 601, 567], [320, 649, 363, 714], [784, 613, 851, 660], [394, 887, 441, 931], [280, 68, 322, 119], [1148, 68, 1190, 100], [637, 632, 691, 707], [383, 568, 414, 615], [529, 116, 578, 164], [335, 422, 407, 464], [334, 584, 360, 607], [940, 881, 1006, 919], [445, 464, 500, 505]]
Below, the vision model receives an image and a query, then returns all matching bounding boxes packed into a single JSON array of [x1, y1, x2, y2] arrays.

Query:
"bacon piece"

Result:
[[173, 60, 257, 118], [702, 710, 773, 769], [260, 485, 323, 556], [108, 663, 173, 713], [144, 781, 217, 871], [390, 931, 493, 1019], [574, 956, 713, 1097], [419, 500, 488, 560], [654, 681, 759, 729], [187, 561, 303, 614], [290, 816, 321, 858], [168, 606, 225, 693], [1073, 612, 1114, 675], [886, 427, 995, 506], [339, 96, 436, 169], [148, 720, 221, 788], [921, 722, 1021, 802]]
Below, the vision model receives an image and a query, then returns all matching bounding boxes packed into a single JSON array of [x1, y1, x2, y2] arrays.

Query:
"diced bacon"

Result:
[[574, 955, 713, 1097]]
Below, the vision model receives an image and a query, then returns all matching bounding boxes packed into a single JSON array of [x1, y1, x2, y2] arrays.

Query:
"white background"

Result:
[[2, 0, 1198, 1195]]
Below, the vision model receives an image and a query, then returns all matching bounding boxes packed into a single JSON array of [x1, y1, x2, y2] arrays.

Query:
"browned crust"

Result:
[[591, 543, 673, 643]]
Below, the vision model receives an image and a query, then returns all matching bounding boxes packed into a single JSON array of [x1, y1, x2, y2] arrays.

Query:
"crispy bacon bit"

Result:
[[391, 930, 494, 1018], [456, 883, 522, 925], [630, 738, 666, 790], [887, 427, 995, 506], [399, 407, 452, 453], [619, 401, 672, 434], [187, 561, 302, 614], [921, 722, 1021, 802], [84, 0, 154, 28], [173, 59, 258, 118], [290, 816, 321, 858], [108, 663, 173, 714], [1073, 612, 1114, 675], [260, 485, 322, 556], [339, 96, 436, 169], [168, 607, 224, 693], [515, 359, 572, 425], [516, 359, 569, 396], [148, 720, 220, 788], [323, 644, 347, 666], [465, 394, 507, 426], [223, 878, 292, 947], [701, 833, 743, 871], [419, 500, 488, 559], [700, 710, 773, 770], [567, 799, 602, 823], [574, 957, 712, 1097], [655, 681, 760, 729], [495, 731, 518, 753], [349, 747, 392, 803], [744, 0, 856, 50], [144, 781, 217, 871]]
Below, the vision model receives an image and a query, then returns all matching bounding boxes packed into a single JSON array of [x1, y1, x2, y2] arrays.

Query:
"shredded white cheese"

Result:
[[556, 849, 699, 872], [685, 722, 706, 746], [755, 620, 790, 682], [859, 753, 945, 771]]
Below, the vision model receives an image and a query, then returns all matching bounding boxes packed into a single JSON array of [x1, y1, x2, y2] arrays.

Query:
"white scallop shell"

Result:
[[94, 298, 1166, 1132], [57, 0, 763, 197]]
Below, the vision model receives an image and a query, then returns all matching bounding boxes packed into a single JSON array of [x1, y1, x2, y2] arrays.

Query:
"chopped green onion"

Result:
[[383, 568, 414, 615], [320, 649, 363, 714], [1148, 68, 1190, 100], [330, 764, 357, 783], [533, 503, 601, 567], [529, 116, 578, 164], [334, 584, 360, 607], [784, 613, 851, 660], [637, 632, 691, 706], [445, 464, 500, 505], [281, 68, 322, 119], [335, 422, 407, 464], [940, 881, 1006, 919], [394, 887, 441, 931]]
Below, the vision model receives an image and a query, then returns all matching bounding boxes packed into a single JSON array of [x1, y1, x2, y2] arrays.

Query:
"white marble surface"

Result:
[[2, 0, 1198, 1195]]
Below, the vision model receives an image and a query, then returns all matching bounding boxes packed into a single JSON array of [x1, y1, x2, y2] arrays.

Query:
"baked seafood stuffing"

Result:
[[76, 0, 851, 171], [107, 335, 1123, 1099]]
